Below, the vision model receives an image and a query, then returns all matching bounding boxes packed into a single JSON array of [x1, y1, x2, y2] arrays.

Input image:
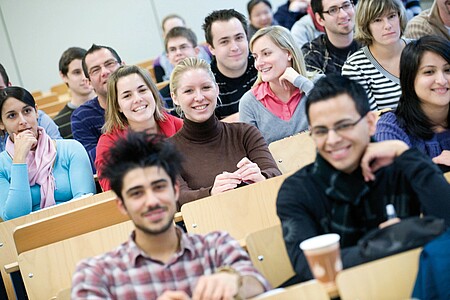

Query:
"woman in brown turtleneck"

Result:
[[169, 57, 281, 207]]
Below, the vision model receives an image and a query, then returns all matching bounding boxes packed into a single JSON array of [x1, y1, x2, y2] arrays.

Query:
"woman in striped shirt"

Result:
[[342, 0, 410, 111]]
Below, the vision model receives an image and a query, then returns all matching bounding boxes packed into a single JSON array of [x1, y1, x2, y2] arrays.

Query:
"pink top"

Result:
[[252, 82, 302, 121], [95, 113, 183, 191]]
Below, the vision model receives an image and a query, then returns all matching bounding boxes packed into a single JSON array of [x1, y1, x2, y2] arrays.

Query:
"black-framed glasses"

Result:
[[322, 1, 354, 16], [309, 115, 365, 139]]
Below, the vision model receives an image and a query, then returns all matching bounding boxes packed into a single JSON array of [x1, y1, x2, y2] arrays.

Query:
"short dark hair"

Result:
[[396, 35, 450, 140], [247, 0, 272, 16], [0, 86, 36, 121], [59, 47, 87, 76], [161, 14, 186, 31], [202, 9, 248, 47], [82, 44, 122, 79], [164, 26, 198, 53], [100, 131, 183, 201], [0, 63, 9, 87], [311, 0, 325, 19], [306, 75, 370, 123]]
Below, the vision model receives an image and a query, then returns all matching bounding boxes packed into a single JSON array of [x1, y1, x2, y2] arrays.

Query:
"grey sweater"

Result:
[[239, 76, 312, 144]]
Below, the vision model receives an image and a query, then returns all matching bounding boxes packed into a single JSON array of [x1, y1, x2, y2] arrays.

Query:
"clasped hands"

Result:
[[211, 157, 265, 195]]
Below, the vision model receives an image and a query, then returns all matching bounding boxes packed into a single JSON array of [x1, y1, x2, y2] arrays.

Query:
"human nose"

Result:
[[325, 128, 342, 144], [17, 113, 27, 124], [435, 71, 449, 85], [194, 89, 204, 101]]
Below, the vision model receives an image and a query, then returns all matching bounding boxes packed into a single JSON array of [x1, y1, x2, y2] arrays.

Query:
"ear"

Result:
[[171, 91, 179, 106], [366, 111, 377, 136], [208, 44, 216, 56], [60, 71, 69, 84], [173, 180, 180, 202], [116, 198, 129, 216], [0, 120, 5, 131], [194, 46, 200, 57], [315, 12, 326, 27]]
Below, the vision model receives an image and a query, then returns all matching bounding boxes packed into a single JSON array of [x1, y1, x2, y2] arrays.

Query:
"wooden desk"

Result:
[[0, 191, 115, 300]]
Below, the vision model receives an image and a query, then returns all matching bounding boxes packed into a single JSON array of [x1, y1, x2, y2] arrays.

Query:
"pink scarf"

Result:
[[6, 126, 57, 208]]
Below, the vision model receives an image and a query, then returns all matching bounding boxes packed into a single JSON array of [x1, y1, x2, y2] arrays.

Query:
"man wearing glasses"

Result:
[[301, 0, 360, 75], [277, 75, 450, 283], [71, 44, 123, 172]]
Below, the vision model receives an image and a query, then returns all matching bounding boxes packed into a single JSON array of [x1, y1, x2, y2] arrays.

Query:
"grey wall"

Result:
[[0, 0, 286, 92]]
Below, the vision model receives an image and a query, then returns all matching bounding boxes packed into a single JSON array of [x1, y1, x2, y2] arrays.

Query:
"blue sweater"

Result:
[[71, 96, 104, 171], [0, 139, 96, 220], [375, 112, 450, 159]]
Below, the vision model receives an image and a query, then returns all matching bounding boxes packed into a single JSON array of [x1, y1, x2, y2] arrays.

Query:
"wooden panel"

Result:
[[50, 82, 69, 96], [269, 131, 316, 174], [18, 221, 134, 300], [181, 173, 290, 245], [39, 100, 67, 118], [250, 280, 330, 300], [444, 171, 450, 183], [246, 225, 295, 288], [13, 197, 129, 255], [35, 92, 59, 106], [336, 248, 422, 300], [0, 191, 115, 300]]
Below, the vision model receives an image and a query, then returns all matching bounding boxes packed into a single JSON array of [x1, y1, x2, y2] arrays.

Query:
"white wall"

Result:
[[0, 0, 286, 92]]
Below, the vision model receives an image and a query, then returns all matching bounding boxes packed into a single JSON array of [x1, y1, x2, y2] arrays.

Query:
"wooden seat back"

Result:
[[336, 248, 422, 300], [17, 220, 134, 300], [245, 225, 295, 288], [181, 173, 290, 246], [268, 131, 316, 174], [0, 191, 115, 299], [249, 280, 330, 300], [50, 83, 69, 96]]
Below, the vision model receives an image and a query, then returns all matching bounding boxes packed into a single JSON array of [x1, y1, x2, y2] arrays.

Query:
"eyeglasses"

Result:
[[88, 59, 119, 77], [310, 115, 365, 139], [322, 1, 354, 17], [167, 44, 194, 54]]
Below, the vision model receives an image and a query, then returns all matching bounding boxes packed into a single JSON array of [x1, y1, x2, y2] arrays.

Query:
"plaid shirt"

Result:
[[72, 228, 270, 299]]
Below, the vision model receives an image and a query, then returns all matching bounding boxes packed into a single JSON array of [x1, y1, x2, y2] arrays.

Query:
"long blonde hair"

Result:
[[103, 65, 165, 133], [250, 25, 309, 86]]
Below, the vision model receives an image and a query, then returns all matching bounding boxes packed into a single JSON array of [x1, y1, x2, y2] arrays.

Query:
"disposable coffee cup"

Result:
[[299, 233, 342, 287]]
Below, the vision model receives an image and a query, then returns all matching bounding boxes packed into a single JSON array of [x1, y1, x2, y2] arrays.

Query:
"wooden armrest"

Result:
[[4, 262, 19, 273], [174, 212, 183, 223]]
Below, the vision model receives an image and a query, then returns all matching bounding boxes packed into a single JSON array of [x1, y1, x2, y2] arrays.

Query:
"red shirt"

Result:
[[95, 113, 183, 191], [252, 82, 302, 121]]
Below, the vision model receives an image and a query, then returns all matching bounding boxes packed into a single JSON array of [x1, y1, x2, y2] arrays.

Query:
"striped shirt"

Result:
[[72, 229, 270, 299], [341, 41, 410, 111]]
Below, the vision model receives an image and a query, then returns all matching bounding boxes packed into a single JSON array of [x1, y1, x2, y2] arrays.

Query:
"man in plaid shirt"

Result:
[[71, 132, 270, 299]]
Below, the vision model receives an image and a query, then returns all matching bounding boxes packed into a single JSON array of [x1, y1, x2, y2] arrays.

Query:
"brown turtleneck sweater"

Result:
[[169, 115, 281, 207]]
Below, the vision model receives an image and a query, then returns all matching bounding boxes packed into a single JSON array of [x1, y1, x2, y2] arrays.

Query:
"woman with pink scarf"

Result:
[[0, 87, 96, 220]]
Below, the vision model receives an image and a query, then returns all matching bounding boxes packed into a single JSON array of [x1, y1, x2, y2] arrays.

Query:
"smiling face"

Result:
[[309, 93, 376, 174], [369, 10, 401, 46], [316, 0, 355, 37], [250, 2, 273, 29], [116, 73, 157, 131], [252, 35, 291, 83], [414, 51, 450, 114], [209, 17, 249, 77], [62, 59, 94, 97], [0, 97, 39, 142], [172, 68, 219, 123], [118, 166, 179, 236]]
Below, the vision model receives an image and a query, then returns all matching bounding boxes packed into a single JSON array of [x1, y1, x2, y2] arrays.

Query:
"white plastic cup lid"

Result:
[[299, 233, 340, 251]]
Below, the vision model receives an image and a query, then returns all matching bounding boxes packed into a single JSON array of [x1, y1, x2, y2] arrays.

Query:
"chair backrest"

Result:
[[39, 101, 67, 118], [250, 280, 330, 300], [181, 173, 290, 246], [245, 225, 295, 288], [336, 247, 422, 300], [268, 131, 316, 174], [18, 220, 134, 300], [35, 92, 59, 106], [50, 82, 69, 96], [13, 196, 129, 255], [54, 287, 71, 300], [0, 191, 115, 299]]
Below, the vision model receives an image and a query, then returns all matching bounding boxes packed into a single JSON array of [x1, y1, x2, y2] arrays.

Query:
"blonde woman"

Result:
[[239, 25, 313, 143], [342, 0, 410, 111], [95, 65, 182, 191], [169, 57, 281, 206]]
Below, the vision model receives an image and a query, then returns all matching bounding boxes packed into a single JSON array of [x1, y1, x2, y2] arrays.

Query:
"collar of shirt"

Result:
[[126, 226, 196, 267], [253, 81, 301, 121]]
